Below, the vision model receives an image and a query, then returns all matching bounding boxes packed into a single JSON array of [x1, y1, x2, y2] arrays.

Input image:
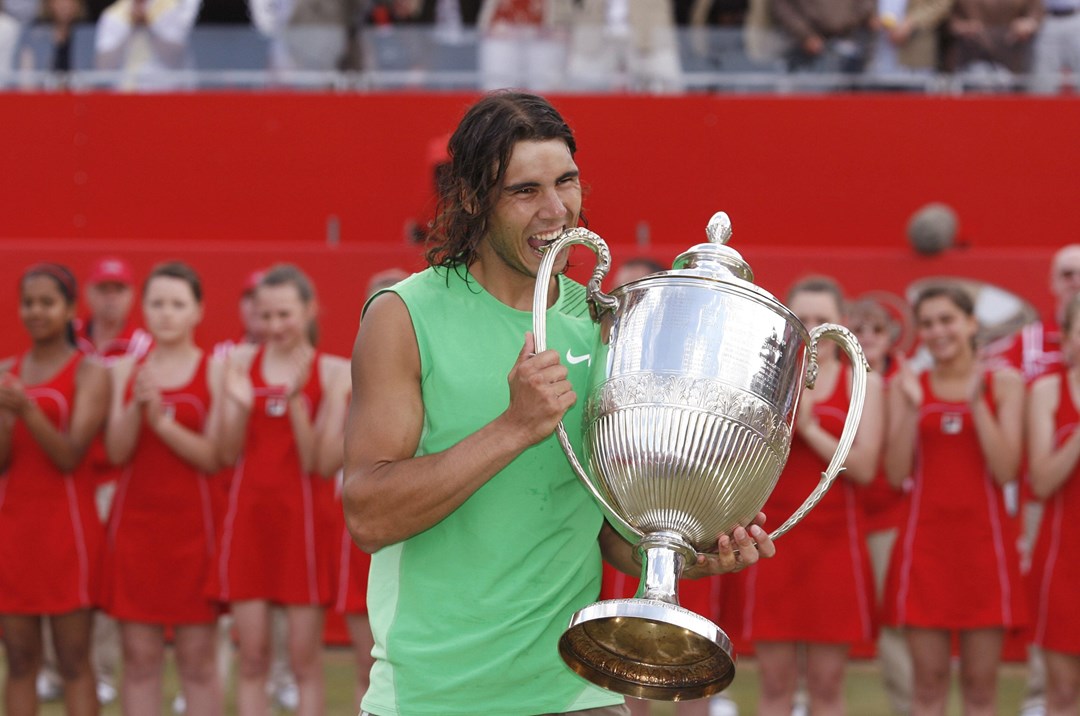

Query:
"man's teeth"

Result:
[[530, 231, 562, 249]]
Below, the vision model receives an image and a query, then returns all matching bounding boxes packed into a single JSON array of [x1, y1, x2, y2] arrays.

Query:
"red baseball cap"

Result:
[[242, 269, 266, 296], [87, 257, 134, 287]]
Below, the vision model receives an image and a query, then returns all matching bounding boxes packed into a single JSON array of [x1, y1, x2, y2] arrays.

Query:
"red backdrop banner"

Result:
[[1, 92, 1073, 356]]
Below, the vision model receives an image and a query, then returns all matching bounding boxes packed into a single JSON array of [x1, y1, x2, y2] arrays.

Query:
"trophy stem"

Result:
[[557, 530, 734, 701], [635, 531, 695, 605]]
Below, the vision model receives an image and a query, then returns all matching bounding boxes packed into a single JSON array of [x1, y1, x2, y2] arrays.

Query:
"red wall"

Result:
[[4, 93, 1078, 249], [1, 93, 1075, 357]]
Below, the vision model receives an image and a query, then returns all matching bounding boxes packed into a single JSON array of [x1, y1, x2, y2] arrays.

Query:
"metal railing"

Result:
[[0, 24, 1071, 94]]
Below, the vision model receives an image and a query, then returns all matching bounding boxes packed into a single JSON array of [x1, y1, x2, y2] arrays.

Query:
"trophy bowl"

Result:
[[533, 213, 867, 700]]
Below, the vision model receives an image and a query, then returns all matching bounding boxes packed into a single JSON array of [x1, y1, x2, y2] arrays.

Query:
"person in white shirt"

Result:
[[0, 9, 19, 72], [94, 0, 202, 90]]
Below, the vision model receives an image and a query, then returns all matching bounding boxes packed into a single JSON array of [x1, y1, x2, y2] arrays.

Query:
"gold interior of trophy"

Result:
[[559, 615, 735, 701]]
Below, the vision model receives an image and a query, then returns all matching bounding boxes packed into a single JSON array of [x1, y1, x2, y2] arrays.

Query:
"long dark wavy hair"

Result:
[[425, 92, 579, 270]]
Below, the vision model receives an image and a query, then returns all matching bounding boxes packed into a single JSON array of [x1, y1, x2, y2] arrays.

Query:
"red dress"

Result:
[[216, 348, 332, 606], [883, 372, 1027, 629], [332, 476, 370, 615], [860, 360, 907, 537], [0, 353, 103, 614], [101, 354, 221, 625], [740, 371, 876, 645], [1028, 370, 1080, 655]]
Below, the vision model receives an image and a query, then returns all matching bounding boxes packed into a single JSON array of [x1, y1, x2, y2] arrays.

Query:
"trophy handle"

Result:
[[532, 228, 641, 543], [767, 323, 869, 541]]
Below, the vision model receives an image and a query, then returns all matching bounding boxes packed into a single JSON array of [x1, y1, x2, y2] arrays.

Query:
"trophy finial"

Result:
[[706, 212, 733, 245]]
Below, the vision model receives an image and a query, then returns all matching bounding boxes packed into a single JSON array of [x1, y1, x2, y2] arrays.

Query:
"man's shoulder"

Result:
[[391, 265, 478, 307], [375, 266, 447, 298]]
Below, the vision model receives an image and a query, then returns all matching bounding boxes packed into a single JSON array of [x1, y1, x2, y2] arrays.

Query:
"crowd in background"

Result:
[[602, 247, 1080, 716], [0, 0, 1077, 91], [2, 242, 1080, 715], [0, 258, 399, 716]]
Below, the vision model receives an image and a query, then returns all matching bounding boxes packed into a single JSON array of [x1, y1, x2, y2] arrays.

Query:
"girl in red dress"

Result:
[[1026, 292, 1080, 716], [0, 263, 109, 716], [314, 268, 407, 711], [102, 262, 224, 715], [847, 296, 916, 714], [316, 382, 376, 711], [884, 284, 1026, 716], [216, 264, 349, 716], [742, 276, 885, 716]]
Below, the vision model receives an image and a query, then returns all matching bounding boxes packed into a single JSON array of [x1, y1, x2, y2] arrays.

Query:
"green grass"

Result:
[[28, 652, 1029, 715]]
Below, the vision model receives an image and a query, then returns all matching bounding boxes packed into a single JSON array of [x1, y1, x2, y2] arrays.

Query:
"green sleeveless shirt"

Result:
[[360, 265, 623, 716]]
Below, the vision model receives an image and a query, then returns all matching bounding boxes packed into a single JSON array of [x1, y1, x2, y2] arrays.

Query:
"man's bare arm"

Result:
[[342, 293, 576, 553]]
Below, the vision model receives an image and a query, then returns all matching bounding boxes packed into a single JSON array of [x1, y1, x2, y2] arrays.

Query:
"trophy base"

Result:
[[558, 598, 735, 701]]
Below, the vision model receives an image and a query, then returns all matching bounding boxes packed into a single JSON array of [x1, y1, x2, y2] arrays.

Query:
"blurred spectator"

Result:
[[872, 0, 953, 75], [0, 264, 109, 716], [76, 257, 152, 364], [0, 7, 17, 71], [404, 133, 450, 244], [249, 0, 363, 72], [883, 283, 1027, 716], [610, 256, 665, 290], [564, 0, 684, 92], [94, 0, 202, 90], [678, 0, 748, 26], [848, 295, 915, 716], [476, 0, 568, 91], [742, 276, 884, 716], [1025, 291, 1080, 716], [238, 268, 267, 343], [44, 0, 84, 70], [981, 244, 1080, 382], [683, 0, 770, 73], [389, 0, 483, 36], [75, 256, 149, 706], [196, 0, 247, 22], [4, 0, 40, 25], [1030, 0, 1080, 92], [771, 0, 876, 72], [948, 0, 1040, 78], [742, 0, 793, 65]]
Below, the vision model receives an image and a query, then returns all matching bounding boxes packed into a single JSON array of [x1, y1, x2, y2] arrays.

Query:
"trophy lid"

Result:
[[671, 212, 755, 283]]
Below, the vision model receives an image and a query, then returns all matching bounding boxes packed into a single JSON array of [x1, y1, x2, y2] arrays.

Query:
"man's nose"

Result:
[[537, 188, 566, 219]]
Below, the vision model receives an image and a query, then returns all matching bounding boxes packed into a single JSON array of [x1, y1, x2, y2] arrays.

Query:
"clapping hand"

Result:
[[795, 391, 818, 436], [281, 345, 315, 400], [130, 0, 149, 26], [223, 356, 254, 410], [888, 19, 914, 45], [132, 364, 165, 429], [893, 353, 923, 409], [1008, 16, 1038, 43], [965, 368, 986, 406], [0, 373, 29, 418]]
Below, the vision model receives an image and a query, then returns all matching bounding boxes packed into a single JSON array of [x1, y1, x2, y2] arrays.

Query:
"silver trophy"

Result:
[[531, 212, 867, 701]]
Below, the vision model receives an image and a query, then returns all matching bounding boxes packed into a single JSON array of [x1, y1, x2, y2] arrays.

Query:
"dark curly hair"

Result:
[[425, 92, 579, 269]]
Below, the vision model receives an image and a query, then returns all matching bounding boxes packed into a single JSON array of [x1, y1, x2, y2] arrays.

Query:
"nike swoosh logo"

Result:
[[566, 349, 591, 366]]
